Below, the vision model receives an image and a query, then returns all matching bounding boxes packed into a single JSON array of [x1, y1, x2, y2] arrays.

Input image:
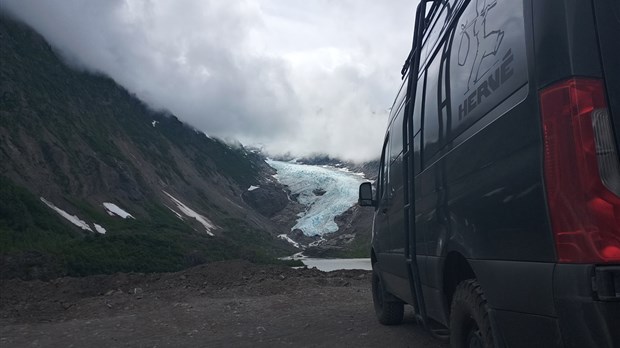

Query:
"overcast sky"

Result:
[[2, 0, 417, 162]]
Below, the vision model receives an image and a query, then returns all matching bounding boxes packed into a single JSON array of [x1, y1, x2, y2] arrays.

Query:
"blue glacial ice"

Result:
[[267, 160, 366, 236]]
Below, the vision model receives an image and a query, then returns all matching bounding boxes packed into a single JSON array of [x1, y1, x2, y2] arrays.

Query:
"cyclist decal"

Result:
[[457, 0, 504, 93]]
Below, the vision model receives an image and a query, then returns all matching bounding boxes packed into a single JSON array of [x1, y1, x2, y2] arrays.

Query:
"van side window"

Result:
[[422, 49, 442, 164], [412, 72, 426, 174], [383, 134, 390, 197], [392, 75, 408, 117], [389, 102, 406, 163], [413, 73, 425, 136], [421, 2, 451, 67], [378, 135, 390, 200]]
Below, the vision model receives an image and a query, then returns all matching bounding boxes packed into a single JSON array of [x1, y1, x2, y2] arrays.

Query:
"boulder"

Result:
[[312, 188, 326, 196], [241, 183, 289, 217]]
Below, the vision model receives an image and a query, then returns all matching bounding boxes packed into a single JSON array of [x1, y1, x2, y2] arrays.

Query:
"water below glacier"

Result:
[[266, 160, 367, 236], [301, 258, 372, 272]]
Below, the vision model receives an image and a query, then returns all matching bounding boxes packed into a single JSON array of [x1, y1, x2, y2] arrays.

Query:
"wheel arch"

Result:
[[442, 251, 476, 313], [371, 248, 377, 265]]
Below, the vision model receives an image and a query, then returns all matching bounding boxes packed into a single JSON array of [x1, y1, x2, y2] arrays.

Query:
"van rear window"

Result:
[[416, 0, 529, 167], [447, 0, 528, 136]]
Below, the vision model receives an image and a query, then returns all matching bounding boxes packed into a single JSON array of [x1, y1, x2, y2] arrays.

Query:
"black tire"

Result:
[[371, 265, 404, 325], [449, 279, 494, 348]]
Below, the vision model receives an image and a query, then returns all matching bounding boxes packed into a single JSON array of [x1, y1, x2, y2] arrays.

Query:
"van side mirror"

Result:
[[358, 182, 376, 207]]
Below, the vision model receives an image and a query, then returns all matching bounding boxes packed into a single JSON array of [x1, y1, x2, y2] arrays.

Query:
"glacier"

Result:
[[267, 160, 366, 236]]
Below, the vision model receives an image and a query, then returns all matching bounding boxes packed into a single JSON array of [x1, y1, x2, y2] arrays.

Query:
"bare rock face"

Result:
[[303, 245, 344, 257], [312, 188, 326, 196], [241, 184, 289, 218], [288, 229, 322, 247], [303, 205, 374, 258], [334, 205, 374, 238]]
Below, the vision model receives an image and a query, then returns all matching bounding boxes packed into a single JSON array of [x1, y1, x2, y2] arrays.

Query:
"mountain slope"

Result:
[[0, 14, 297, 279]]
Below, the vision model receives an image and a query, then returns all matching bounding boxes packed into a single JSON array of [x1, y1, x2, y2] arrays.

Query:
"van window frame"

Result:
[[413, 70, 427, 174], [389, 100, 407, 164], [378, 134, 390, 201], [415, 0, 467, 169]]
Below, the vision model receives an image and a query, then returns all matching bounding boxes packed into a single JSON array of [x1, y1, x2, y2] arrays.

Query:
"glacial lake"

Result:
[[301, 258, 372, 272]]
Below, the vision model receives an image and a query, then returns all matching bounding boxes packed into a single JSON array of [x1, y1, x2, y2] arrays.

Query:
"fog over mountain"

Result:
[[1, 0, 415, 162]]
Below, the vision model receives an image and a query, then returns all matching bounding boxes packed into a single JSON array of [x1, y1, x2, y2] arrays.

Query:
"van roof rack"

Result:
[[401, 0, 449, 79]]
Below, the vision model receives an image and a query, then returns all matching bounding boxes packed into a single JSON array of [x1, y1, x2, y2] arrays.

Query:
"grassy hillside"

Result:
[[0, 175, 298, 279], [0, 14, 299, 279]]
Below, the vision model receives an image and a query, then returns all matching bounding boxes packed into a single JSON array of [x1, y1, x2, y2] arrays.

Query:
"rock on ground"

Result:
[[0, 260, 448, 348]]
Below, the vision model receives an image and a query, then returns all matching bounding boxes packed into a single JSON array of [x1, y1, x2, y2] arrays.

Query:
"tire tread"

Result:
[[449, 279, 494, 348], [372, 267, 404, 325]]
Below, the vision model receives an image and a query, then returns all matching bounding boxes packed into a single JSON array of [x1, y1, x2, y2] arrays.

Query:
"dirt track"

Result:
[[1, 260, 448, 347]]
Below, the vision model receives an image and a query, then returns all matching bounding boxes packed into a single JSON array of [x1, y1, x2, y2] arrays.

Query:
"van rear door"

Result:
[[593, 0, 620, 153]]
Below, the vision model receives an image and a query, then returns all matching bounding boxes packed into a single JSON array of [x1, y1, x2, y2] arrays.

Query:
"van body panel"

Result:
[[422, 256, 449, 324], [553, 264, 620, 348], [439, 99, 553, 261], [444, 0, 529, 147], [423, 257, 558, 326], [533, 0, 620, 164], [491, 310, 563, 348], [415, 0, 555, 264], [468, 260, 556, 316], [593, 0, 620, 155], [532, 0, 603, 88], [368, 0, 620, 345], [381, 265, 414, 304], [421, 283, 448, 325]]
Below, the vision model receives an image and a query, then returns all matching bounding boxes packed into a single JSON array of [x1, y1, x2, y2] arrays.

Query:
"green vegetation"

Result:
[[0, 15, 297, 280], [0, 176, 80, 253], [307, 231, 372, 259], [338, 232, 372, 258], [0, 175, 298, 279]]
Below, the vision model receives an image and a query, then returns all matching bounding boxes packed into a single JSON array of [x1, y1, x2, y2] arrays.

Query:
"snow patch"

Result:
[[103, 203, 134, 219], [93, 223, 106, 234], [165, 205, 184, 220], [163, 191, 215, 236], [337, 167, 366, 177], [278, 234, 301, 249], [267, 160, 366, 236], [152, 120, 158, 127], [308, 237, 326, 247], [247, 185, 260, 191], [40, 198, 93, 232]]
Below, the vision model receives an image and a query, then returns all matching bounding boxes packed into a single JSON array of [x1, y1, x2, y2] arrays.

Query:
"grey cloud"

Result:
[[2, 0, 417, 162]]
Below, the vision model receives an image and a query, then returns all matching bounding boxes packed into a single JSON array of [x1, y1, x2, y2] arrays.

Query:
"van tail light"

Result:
[[540, 78, 620, 263]]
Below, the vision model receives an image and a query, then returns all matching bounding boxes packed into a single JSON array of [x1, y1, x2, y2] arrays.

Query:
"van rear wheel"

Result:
[[372, 265, 404, 325], [449, 279, 494, 348]]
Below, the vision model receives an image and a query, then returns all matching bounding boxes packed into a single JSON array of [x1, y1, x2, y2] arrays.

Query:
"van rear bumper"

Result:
[[553, 264, 620, 348], [483, 263, 620, 348]]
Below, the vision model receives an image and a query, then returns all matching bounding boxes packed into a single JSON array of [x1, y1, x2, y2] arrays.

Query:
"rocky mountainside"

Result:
[[271, 154, 380, 180], [0, 14, 299, 279]]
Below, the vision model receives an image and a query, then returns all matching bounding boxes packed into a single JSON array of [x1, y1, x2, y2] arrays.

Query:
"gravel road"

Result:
[[1, 260, 449, 348]]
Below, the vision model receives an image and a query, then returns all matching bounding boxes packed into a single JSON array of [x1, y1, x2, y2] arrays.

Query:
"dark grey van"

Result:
[[358, 0, 620, 347]]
